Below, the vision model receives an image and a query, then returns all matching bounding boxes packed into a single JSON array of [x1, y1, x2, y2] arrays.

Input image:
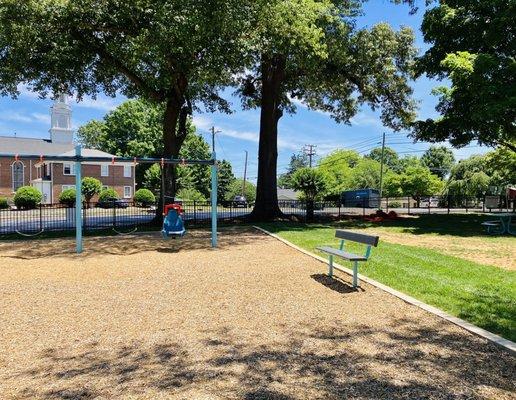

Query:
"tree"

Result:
[[399, 166, 443, 206], [421, 146, 455, 179], [414, 1, 516, 151], [237, 0, 417, 220], [317, 150, 360, 198], [81, 177, 102, 207], [291, 167, 328, 220], [349, 159, 383, 190], [0, 0, 254, 201], [485, 147, 516, 190], [367, 147, 401, 173], [278, 152, 309, 189], [446, 154, 492, 197], [217, 160, 236, 203], [226, 179, 256, 203]]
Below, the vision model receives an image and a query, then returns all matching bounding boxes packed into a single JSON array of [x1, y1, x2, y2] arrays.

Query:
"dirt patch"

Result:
[[360, 229, 516, 270], [0, 228, 514, 399]]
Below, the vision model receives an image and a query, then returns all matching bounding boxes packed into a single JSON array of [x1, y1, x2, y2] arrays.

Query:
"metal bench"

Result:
[[316, 230, 380, 288], [481, 220, 503, 234]]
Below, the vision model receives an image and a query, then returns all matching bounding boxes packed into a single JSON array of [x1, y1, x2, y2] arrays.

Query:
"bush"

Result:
[[134, 188, 156, 206], [81, 177, 102, 204], [98, 188, 119, 202], [13, 186, 42, 210], [388, 201, 402, 208], [59, 188, 77, 207], [0, 197, 9, 209], [176, 188, 206, 202]]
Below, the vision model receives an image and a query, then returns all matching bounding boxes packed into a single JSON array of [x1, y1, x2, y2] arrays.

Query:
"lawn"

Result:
[[259, 215, 516, 342]]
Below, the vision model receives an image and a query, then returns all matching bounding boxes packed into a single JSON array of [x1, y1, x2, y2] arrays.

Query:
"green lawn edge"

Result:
[[258, 222, 516, 342]]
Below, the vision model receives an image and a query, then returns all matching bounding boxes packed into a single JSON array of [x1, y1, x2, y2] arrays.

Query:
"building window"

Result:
[[101, 164, 109, 177], [12, 161, 24, 191], [62, 185, 75, 192], [124, 186, 132, 199], [123, 165, 132, 178], [63, 163, 75, 176]]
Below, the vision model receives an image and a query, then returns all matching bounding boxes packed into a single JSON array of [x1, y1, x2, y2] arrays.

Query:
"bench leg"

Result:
[[352, 261, 358, 288], [328, 255, 333, 278]]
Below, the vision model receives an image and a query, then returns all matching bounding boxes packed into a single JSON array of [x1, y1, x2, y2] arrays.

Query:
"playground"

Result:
[[1, 227, 514, 399]]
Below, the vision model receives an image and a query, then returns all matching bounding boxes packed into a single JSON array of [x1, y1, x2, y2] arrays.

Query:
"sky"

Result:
[[0, 1, 489, 184]]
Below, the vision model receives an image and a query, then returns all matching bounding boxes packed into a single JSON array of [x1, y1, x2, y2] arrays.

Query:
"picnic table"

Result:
[[482, 213, 516, 235]]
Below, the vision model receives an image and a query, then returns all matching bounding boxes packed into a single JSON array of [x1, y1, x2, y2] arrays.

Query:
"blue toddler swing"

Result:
[[161, 203, 186, 239]]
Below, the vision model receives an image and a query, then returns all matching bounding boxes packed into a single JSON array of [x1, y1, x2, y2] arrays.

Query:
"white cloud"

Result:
[[31, 113, 51, 124], [349, 113, 383, 129], [0, 111, 33, 123]]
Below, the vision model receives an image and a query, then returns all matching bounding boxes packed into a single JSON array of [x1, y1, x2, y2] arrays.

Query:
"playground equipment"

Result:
[[161, 203, 186, 238], [0, 146, 218, 252]]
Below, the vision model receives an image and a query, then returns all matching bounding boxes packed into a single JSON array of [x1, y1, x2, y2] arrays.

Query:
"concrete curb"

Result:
[[253, 225, 516, 354]]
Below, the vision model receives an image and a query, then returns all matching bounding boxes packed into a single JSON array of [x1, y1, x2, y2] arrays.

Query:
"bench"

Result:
[[316, 230, 380, 288], [481, 220, 503, 234]]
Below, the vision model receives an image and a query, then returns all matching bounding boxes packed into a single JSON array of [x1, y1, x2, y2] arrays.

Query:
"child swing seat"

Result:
[[161, 203, 186, 239]]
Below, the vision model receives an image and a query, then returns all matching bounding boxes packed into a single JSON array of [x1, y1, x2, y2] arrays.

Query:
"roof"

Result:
[[0, 136, 122, 161], [0, 136, 74, 156], [277, 188, 300, 200]]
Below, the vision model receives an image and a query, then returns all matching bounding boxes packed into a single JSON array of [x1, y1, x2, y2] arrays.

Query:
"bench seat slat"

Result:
[[481, 222, 501, 226], [316, 246, 367, 261]]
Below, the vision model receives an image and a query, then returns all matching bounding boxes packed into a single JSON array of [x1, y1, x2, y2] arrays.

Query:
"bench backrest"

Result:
[[335, 230, 379, 247]]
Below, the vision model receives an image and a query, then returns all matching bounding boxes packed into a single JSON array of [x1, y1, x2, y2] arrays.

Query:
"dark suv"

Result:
[[232, 195, 248, 208]]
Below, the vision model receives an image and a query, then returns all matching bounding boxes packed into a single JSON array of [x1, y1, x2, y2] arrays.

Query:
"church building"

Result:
[[0, 95, 135, 204]]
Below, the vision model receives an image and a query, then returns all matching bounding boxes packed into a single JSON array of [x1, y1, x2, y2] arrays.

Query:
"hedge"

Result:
[[13, 186, 42, 210]]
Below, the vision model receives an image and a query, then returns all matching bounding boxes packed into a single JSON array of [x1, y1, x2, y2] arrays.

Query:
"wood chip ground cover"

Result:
[[0, 228, 515, 399]]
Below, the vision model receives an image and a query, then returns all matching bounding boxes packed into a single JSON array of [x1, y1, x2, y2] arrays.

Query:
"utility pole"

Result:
[[242, 150, 248, 196], [303, 144, 317, 168], [378, 132, 386, 207], [210, 126, 217, 153]]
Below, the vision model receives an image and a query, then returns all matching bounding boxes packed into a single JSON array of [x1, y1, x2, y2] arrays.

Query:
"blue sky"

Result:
[[0, 1, 488, 183]]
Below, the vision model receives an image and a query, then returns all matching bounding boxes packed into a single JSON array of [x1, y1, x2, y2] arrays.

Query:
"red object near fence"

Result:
[[163, 203, 183, 216]]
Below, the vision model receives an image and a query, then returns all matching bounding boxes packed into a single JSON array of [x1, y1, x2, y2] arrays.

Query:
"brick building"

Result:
[[0, 95, 135, 204]]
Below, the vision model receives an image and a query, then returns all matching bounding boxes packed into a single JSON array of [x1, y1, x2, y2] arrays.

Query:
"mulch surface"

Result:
[[0, 227, 514, 399]]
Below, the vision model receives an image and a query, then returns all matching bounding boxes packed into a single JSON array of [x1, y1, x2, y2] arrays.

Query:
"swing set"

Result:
[[0, 146, 218, 253]]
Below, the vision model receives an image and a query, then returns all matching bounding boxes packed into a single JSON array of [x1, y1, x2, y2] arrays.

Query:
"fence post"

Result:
[[448, 195, 451, 214], [362, 198, 366, 218], [39, 203, 43, 232], [465, 196, 468, 213], [385, 197, 389, 213], [428, 198, 431, 214], [482, 195, 485, 213], [193, 200, 197, 224], [338, 202, 341, 219], [112, 199, 116, 228]]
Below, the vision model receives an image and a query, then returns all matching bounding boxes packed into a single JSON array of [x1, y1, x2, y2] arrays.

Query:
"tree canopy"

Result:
[[413, 0, 516, 151], [421, 146, 455, 179]]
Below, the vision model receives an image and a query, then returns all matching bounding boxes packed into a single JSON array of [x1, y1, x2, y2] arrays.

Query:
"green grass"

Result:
[[259, 221, 516, 342]]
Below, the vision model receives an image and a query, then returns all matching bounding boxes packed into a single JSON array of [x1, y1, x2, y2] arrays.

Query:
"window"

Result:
[[123, 165, 132, 178], [124, 186, 132, 199], [12, 161, 24, 191], [101, 164, 109, 177], [63, 163, 75, 176], [62, 185, 75, 192]]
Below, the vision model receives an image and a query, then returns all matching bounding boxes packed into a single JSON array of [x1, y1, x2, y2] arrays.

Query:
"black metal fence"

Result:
[[0, 195, 514, 236]]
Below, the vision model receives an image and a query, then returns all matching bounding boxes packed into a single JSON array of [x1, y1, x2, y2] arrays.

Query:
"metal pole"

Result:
[[378, 132, 386, 208], [75, 145, 83, 253], [211, 151, 218, 248], [242, 150, 248, 196]]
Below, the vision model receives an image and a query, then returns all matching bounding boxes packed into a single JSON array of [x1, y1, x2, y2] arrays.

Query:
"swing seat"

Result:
[[161, 208, 186, 239]]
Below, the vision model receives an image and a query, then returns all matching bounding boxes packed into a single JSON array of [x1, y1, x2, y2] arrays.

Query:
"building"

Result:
[[0, 95, 135, 204]]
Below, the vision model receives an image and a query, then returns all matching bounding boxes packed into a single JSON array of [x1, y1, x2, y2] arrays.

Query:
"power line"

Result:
[[303, 144, 317, 168]]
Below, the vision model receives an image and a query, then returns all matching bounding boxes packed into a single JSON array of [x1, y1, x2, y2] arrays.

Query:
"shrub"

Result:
[[388, 201, 402, 208], [176, 188, 206, 202], [13, 186, 42, 210], [98, 188, 119, 202], [0, 197, 9, 209], [81, 177, 102, 205], [59, 188, 77, 207], [134, 188, 155, 206]]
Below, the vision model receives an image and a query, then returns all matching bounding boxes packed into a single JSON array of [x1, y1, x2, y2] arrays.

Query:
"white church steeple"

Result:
[[50, 93, 73, 144]]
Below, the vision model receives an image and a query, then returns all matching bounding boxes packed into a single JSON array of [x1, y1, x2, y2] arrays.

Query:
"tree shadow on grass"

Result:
[[8, 318, 515, 400], [260, 213, 506, 238]]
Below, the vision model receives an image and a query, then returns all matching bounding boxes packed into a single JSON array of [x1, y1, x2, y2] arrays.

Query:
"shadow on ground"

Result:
[[262, 213, 510, 238], [0, 227, 261, 260], [8, 319, 515, 399]]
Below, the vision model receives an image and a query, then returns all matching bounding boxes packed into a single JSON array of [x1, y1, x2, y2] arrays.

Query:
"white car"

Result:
[[420, 197, 440, 207]]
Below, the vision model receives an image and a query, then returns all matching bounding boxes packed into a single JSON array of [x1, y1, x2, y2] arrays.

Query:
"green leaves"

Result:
[[291, 167, 329, 201]]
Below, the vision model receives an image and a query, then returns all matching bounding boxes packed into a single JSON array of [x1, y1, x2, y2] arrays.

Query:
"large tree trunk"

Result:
[[250, 54, 286, 221]]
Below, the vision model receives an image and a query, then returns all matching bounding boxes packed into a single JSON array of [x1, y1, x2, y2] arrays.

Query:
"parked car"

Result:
[[97, 199, 130, 208], [419, 197, 439, 208], [232, 195, 248, 208]]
